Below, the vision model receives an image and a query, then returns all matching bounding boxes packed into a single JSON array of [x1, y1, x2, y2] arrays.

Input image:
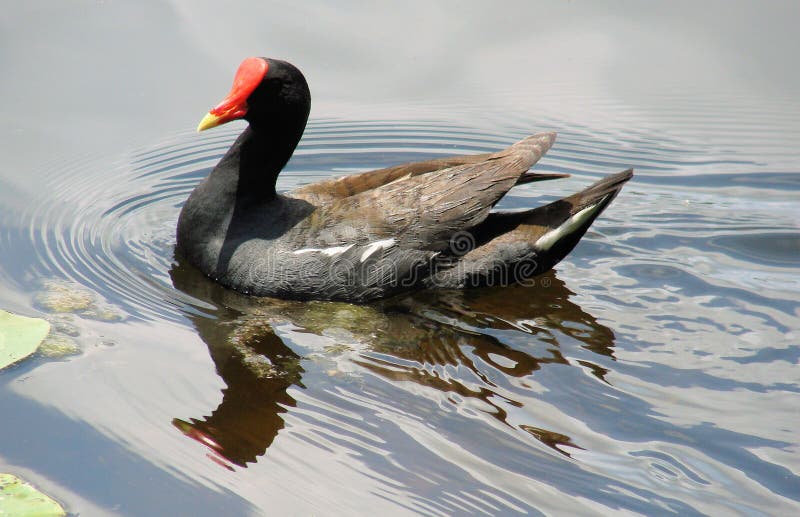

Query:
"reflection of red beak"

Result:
[[172, 418, 235, 471], [197, 57, 269, 131]]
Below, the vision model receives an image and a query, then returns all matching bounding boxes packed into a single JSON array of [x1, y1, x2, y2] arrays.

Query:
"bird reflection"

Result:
[[169, 256, 616, 468]]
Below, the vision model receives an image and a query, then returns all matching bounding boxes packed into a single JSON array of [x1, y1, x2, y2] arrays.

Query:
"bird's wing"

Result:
[[289, 132, 563, 205], [295, 133, 557, 253]]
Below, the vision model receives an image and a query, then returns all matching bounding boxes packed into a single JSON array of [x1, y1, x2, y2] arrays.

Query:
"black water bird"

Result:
[[177, 57, 633, 302]]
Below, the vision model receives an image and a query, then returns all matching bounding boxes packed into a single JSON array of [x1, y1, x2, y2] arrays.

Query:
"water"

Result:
[[2, 2, 799, 515]]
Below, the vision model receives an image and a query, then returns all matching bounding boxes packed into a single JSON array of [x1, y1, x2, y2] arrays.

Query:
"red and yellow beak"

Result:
[[197, 57, 269, 132]]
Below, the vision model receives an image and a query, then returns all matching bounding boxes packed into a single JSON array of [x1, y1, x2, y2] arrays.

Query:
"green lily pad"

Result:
[[0, 473, 66, 516], [0, 310, 51, 370]]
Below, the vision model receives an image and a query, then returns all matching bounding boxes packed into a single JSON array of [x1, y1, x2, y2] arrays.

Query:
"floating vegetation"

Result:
[[37, 334, 82, 358], [0, 310, 51, 370], [0, 473, 65, 516], [34, 279, 124, 321]]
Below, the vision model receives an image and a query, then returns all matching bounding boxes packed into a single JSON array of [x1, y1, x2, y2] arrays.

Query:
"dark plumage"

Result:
[[177, 57, 633, 302]]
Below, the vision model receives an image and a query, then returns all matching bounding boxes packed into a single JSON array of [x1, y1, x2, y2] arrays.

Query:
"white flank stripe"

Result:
[[360, 238, 396, 262], [293, 244, 354, 257], [534, 202, 605, 251]]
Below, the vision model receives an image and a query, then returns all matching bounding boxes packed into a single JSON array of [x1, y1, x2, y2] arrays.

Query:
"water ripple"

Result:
[[2, 116, 798, 514]]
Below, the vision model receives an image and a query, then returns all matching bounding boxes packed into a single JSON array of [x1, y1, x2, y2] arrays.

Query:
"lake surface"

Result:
[[1, 2, 799, 515]]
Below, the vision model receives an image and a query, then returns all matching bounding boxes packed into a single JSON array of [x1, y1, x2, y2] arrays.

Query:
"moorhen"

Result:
[[177, 57, 633, 302]]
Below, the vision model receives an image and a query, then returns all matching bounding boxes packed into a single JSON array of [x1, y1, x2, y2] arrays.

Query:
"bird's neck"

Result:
[[213, 120, 305, 200]]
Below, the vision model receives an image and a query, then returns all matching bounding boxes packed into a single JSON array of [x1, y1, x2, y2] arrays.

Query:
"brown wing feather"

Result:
[[290, 132, 557, 205], [312, 133, 558, 251]]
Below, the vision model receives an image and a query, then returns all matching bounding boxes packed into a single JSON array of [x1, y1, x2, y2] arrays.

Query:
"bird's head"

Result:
[[197, 57, 310, 132]]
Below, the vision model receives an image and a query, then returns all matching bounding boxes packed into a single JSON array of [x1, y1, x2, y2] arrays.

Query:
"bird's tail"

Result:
[[516, 168, 633, 272], [427, 169, 633, 289]]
